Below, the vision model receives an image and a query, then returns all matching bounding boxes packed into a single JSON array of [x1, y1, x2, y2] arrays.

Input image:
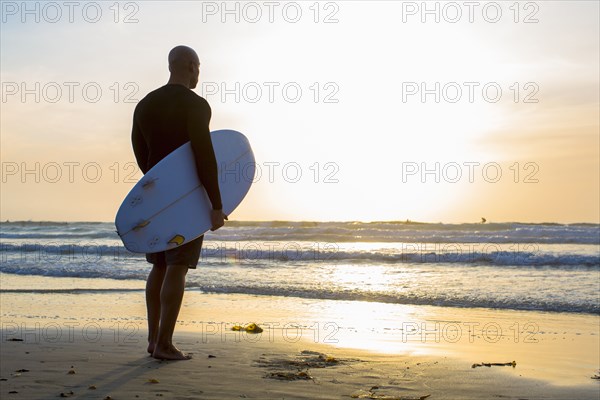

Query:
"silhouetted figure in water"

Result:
[[481, 217, 487, 224]]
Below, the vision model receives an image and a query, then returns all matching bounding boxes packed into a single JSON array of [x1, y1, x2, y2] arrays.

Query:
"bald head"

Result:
[[167, 45, 200, 89]]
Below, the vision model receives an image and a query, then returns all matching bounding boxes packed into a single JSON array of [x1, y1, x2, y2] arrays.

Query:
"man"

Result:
[[131, 45, 226, 360]]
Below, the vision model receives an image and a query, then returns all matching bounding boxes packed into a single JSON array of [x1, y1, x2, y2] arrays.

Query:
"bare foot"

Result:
[[147, 342, 156, 355], [152, 344, 191, 360]]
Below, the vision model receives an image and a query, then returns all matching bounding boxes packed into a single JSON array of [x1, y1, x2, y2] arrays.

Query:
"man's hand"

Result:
[[210, 209, 227, 231]]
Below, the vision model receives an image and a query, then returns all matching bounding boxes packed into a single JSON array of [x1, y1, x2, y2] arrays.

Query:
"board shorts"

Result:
[[145, 235, 204, 269]]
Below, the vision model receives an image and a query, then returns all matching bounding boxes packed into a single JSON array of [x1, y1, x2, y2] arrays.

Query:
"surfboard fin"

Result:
[[141, 177, 158, 189], [132, 220, 150, 231], [168, 234, 185, 246]]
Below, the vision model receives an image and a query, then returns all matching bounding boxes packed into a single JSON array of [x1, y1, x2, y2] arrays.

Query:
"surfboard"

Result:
[[115, 129, 255, 253]]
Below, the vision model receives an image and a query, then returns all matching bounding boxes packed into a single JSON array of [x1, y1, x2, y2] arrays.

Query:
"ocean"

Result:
[[1, 221, 599, 315]]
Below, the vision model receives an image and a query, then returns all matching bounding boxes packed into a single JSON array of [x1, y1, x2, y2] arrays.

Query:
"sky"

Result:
[[1, 0, 599, 223]]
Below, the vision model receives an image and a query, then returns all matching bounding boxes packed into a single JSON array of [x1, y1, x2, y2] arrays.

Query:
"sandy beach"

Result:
[[1, 274, 598, 400]]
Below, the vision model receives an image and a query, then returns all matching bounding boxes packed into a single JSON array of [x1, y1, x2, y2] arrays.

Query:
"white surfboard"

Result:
[[115, 129, 254, 253]]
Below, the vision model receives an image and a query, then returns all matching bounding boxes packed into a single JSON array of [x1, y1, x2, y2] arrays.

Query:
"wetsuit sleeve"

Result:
[[131, 112, 149, 174], [187, 100, 223, 210]]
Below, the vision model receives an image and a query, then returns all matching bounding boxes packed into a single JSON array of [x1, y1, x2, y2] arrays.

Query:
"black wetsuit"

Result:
[[131, 83, 222, 210], [131, 84, 221, 268]]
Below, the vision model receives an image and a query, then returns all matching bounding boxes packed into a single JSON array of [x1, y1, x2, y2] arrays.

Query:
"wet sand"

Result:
[[1, 274, 599, 399]]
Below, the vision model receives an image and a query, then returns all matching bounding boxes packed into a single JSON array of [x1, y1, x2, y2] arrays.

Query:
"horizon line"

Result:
[[2, 219, 599, 226]]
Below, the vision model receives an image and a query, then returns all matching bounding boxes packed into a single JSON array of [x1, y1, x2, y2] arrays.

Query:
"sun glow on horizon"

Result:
[[1, 1, 598, 223]]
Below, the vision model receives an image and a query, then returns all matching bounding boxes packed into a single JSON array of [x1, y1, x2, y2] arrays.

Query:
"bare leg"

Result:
[[146, 263, 166, 354], [152, 264, 190, 360]]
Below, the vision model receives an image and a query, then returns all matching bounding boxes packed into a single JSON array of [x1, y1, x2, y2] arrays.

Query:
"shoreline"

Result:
[[1, 272, 598, 316], [1, 274, 599, 398]]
